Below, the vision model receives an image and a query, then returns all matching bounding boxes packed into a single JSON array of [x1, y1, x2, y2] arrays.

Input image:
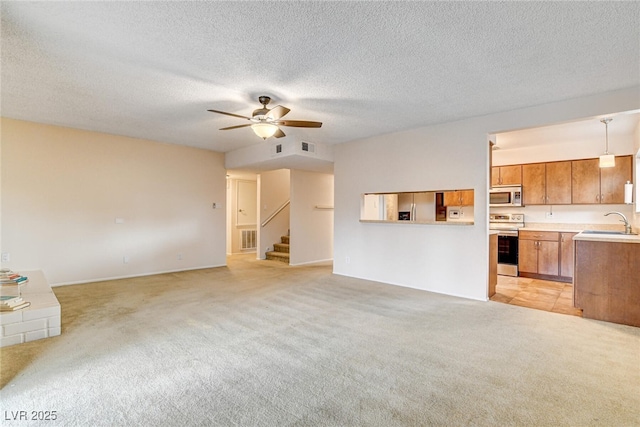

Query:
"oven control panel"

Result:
[[490, 213, 524, 223]]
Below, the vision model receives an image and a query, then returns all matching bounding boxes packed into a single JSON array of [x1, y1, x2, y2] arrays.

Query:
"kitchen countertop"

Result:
[[520, 226, 584, 233], [573, 231, 640, 244], [360, 220, 474, 225], [521, 222, 625, 233]]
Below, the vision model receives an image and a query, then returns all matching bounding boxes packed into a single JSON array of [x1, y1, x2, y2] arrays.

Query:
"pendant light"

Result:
[[599, 118, 615, 168]]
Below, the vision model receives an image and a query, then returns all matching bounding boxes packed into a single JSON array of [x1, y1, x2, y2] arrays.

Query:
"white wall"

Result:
[[1, 118, 227, 285], [493, 133, 636, 166], [257, 169, 290, 259], [634, 123, 640, 226], [290, 170, 334, 265], [333, 86, 640, 301]]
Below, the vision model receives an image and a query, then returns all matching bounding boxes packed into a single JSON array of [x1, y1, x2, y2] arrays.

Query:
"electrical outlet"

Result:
[[546, 212, 554, 218], [177, 253, 183, 260], [1, 253, 10, 262], [345, 256, 351, 264], [123, 256, 130, 264]]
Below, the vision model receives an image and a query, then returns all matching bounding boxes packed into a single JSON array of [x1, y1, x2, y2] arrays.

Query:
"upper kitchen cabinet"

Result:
[[600, 155, 632, 203], [443, 190, 474, 206], [491, 165, 522, 187], [522, 161, 572, 205], [572, 155, 632, 204]]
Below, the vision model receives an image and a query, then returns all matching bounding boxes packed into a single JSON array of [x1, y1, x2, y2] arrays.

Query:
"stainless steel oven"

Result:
[[490, 213, 524, 277]]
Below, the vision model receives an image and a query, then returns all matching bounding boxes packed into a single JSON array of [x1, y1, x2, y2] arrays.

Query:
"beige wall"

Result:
[[1, 118, 227, 285], [257, 169, 290, 259], [290, 170, 333, 265], [226, 177, 258, 254]]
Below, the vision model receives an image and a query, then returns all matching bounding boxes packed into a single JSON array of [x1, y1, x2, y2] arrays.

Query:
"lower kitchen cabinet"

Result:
[[560, 232, 578, 279], [519, 230, 573, 282], [519, 231, 559, 276], [574, 239, 640, 327]]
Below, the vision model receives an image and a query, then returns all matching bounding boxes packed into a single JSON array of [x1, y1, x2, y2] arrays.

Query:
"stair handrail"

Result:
[[261, 199, 290, 228]]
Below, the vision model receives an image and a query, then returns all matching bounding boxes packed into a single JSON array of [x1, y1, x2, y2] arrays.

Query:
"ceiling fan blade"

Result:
[[219, 124, 252, 130], [266, 105, 291, 121], [276, 120, 322, 128], [207, 109, 252, 120], [274, 128, 286, 138]]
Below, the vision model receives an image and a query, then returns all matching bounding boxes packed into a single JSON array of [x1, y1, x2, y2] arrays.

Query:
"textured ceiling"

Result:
[[1, 1, 639, 153]]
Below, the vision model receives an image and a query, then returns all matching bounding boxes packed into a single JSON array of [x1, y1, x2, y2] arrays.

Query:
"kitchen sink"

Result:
[[581, 230, 637, 235]]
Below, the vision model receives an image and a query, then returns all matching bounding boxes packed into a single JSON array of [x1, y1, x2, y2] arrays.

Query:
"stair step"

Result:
[[273, 243, 290, 253], [266, 251, 290, 263], [280, 235, 290, 244]]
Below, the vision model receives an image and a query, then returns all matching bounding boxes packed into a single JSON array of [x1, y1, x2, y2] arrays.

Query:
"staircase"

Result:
[[266, 235, 290, 263]]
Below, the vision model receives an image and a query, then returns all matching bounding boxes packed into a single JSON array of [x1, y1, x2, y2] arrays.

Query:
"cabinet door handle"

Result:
[[596, 194, 600, 202]]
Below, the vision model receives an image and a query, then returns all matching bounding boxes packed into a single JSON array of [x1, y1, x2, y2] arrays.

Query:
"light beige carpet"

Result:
[[1, 254, 639, 426]]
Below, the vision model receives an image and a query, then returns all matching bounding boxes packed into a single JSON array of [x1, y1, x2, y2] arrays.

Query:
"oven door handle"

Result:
[[496, 231, 519, 237]]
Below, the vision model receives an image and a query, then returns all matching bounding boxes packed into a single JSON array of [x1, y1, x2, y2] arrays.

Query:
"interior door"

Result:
[[237, 180, 257, 226]]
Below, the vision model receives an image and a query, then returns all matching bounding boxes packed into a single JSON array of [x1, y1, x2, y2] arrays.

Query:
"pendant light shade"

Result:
[[599, 118, 615, 168], [251, 123, 279, 139], [599, 154, 615, 168]]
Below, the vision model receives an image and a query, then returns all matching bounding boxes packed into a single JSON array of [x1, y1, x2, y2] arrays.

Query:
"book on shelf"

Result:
[[0, 296, 24, 307], [0, 272, 29, 286], [0, 301, 30, 311]]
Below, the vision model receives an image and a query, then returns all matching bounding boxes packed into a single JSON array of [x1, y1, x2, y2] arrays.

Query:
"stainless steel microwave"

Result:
[[489, 186, 523, 207]]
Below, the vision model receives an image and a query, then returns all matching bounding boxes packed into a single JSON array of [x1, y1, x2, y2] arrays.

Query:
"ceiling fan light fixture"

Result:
[[599, 118, 615, 168], [251, 123, 279, 139]]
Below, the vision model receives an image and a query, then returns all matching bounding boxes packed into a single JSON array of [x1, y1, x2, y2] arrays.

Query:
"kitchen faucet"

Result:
[[604, 211, 633, 234]]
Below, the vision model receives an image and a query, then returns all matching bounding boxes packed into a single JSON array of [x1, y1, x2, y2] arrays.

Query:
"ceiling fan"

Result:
[[208, 96, 322, 139]]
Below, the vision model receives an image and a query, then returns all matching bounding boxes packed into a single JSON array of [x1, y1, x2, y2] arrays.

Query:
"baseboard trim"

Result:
[[289, 258, 333, 266], [51, 264, 227, 287]]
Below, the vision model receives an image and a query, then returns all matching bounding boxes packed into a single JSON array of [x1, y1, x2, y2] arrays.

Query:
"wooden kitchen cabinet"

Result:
[[574, 239, 640, 327], [559, 232, 577, 279], [546, 161, 573, 204], [522, 163, 546, 205], [572, 155, 632, 204], [572, 158, 602, 204], [600, 155, 632, 203], [489, 233, 497, 297], [491, 165, 522, 186], [518, 230, 560, 278], [443, 190, 474, 206], [522, 161, 572, 205]]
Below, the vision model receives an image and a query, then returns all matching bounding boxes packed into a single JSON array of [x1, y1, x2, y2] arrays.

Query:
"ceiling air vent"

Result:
[[271, 143, 283, 156], [301, 141, 315, 153]]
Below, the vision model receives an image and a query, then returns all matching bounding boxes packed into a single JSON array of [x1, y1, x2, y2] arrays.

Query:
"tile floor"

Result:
[[491, 275, 583, 317]]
